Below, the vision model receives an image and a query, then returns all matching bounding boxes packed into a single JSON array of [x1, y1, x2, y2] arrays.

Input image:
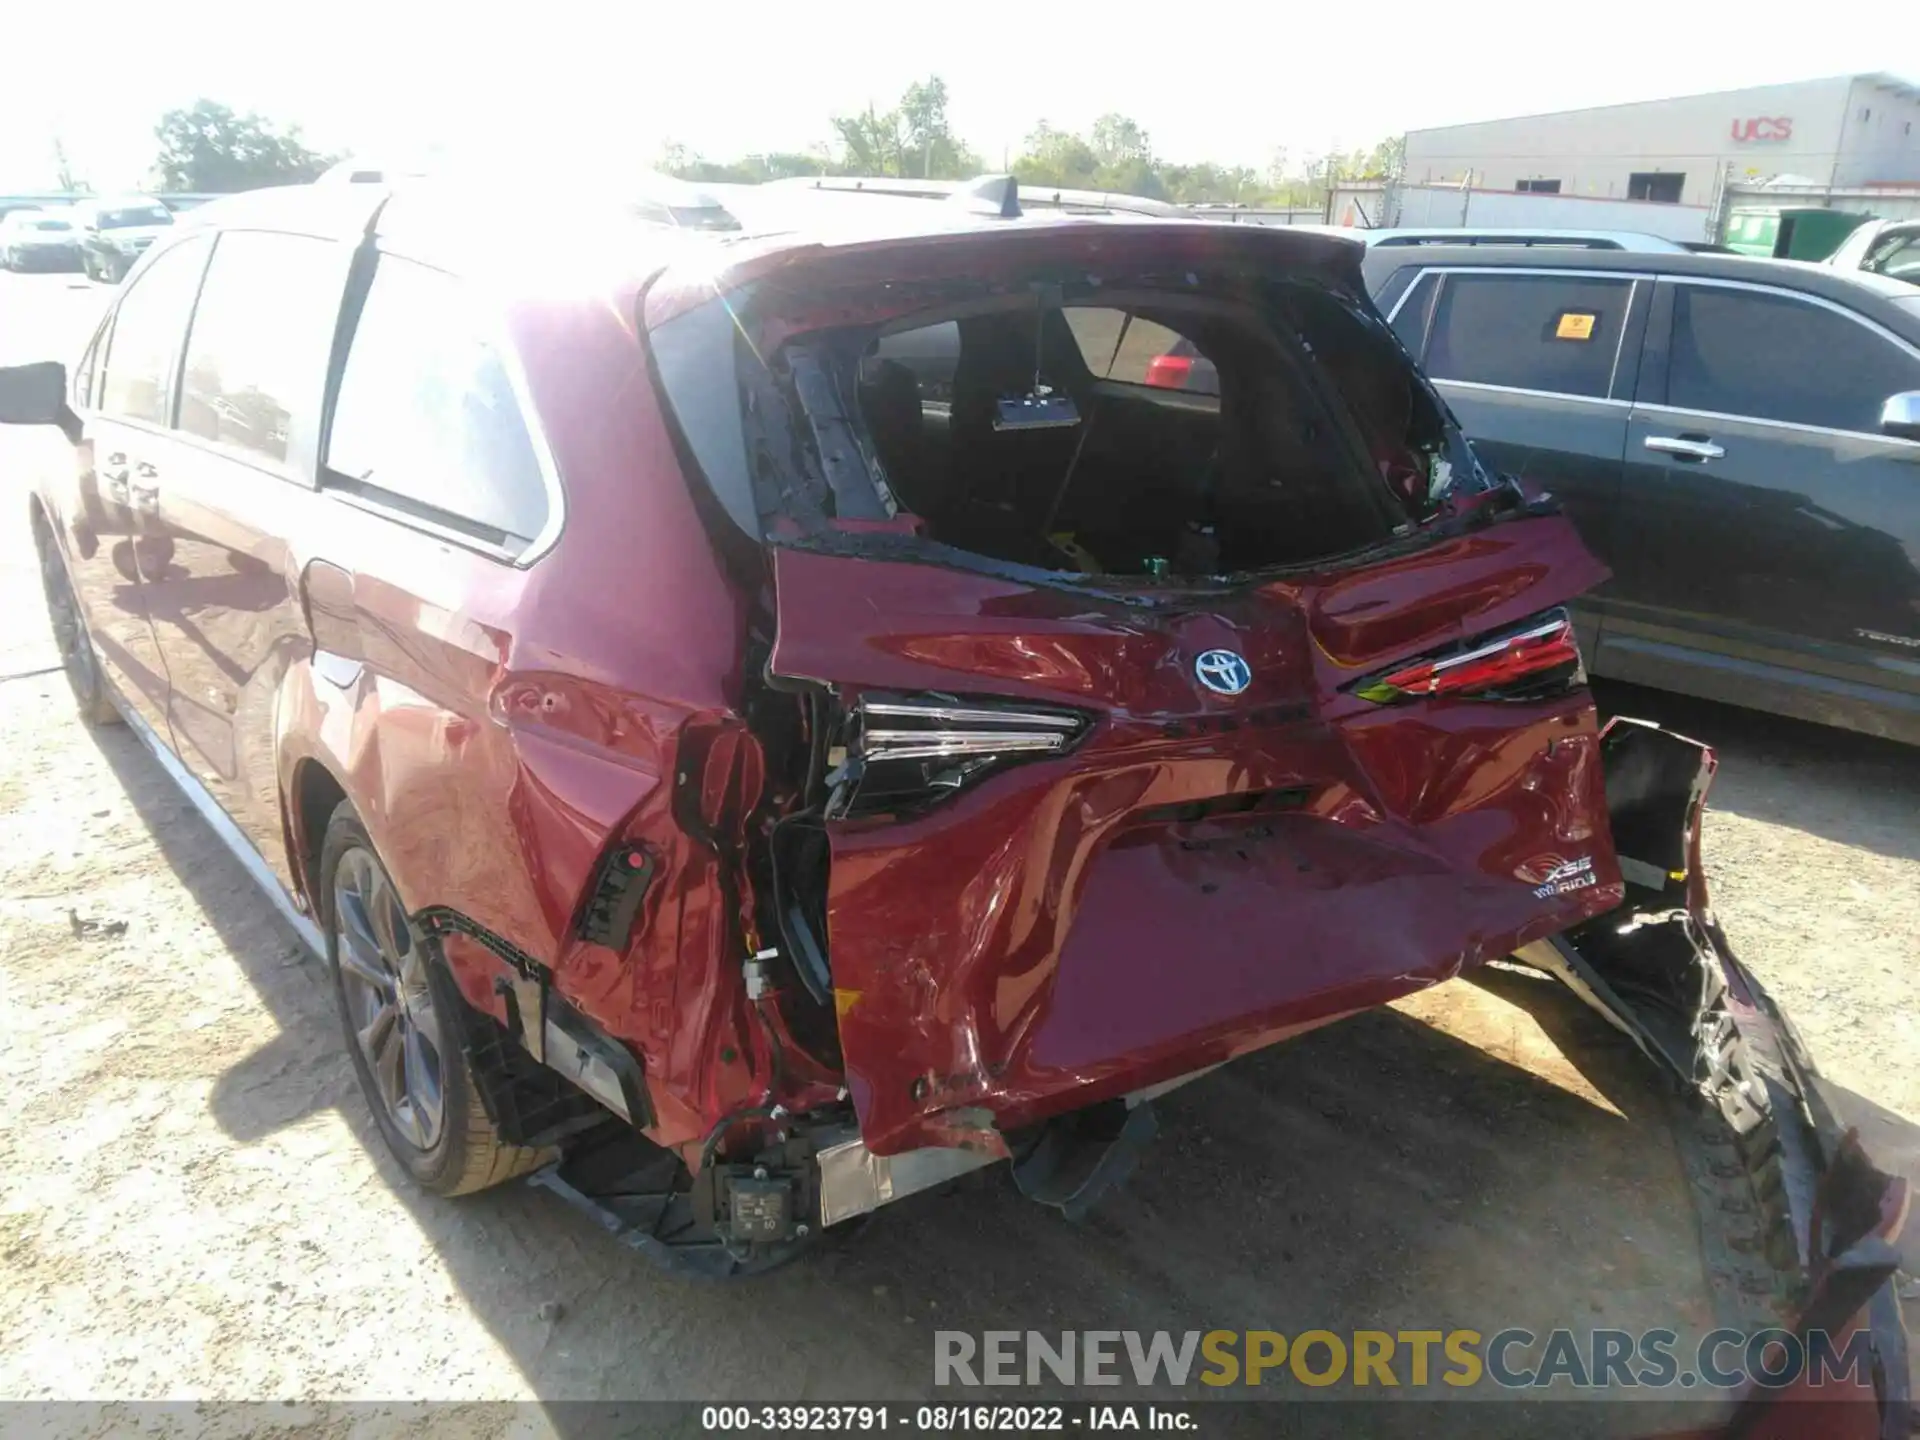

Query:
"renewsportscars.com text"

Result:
[[934, 1328, 1876, 1391]]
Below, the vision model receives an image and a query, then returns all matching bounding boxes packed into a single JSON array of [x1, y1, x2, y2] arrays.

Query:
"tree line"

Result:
[[151, 101, 334, 191], [43, 101, 334, 196], [44, 84, 1401, 207], [662, 75, 1405, 208]]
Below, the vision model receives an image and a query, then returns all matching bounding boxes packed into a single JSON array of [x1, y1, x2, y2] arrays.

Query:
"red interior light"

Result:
[[1143, 353, 1193, 389]]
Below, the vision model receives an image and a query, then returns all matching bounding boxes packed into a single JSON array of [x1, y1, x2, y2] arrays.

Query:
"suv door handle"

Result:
[[102, 451, 129, 483], [1644, 435, 1725, 462]]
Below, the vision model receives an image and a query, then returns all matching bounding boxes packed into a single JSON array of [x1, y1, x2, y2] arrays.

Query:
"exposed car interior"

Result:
[[822, 287, 1446, 579]]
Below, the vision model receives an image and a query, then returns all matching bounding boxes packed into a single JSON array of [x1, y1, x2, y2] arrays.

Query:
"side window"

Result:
[[97, 235, 211, 425], [1627, 172, 1685, 204], [72, 320, 108, 409], [1667, 286, 1920, 434], [324, 253, 551, 546], [872, 320, 959, 402], [179, 230, 343, 469], [1387, 273, 1440, 356], [1425, 273, 1634, 400], [1064, 307, 1214, 393]]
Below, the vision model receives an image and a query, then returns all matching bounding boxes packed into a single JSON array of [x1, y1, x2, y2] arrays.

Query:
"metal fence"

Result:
[[1322, 177, 1920, 244], [1180, 206, 1328, 227], [1721, 182, 1920, 224], [1325, 181, 1714, 241]]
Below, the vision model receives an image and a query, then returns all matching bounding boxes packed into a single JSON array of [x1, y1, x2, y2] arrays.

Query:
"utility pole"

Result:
[[1381, 134, 1405, 229], [1705, 160, 1734, 246], [51, 136, 84, 196]]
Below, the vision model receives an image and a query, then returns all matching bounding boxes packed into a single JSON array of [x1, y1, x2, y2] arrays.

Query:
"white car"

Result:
[[1826, 217, 1920, 284], [0, 209, 83, 272]]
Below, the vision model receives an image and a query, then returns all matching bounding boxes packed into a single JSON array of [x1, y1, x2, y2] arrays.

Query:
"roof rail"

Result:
[[767, 173, 1181, 219]]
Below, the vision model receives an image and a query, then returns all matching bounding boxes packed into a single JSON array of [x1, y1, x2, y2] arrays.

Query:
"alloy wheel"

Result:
[[332, 848, 446, 1151]]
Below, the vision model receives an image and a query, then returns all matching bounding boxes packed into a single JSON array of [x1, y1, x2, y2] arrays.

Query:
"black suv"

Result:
[[1362, 245, 1920, 744], [71, 197, 176, 283]]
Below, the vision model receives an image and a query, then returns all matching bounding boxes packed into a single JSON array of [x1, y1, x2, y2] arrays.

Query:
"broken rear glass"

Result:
[[649, 251, 1470, 582]]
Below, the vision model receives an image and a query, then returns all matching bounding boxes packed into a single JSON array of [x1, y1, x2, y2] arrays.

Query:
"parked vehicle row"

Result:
[[0, 196, 179, 283]]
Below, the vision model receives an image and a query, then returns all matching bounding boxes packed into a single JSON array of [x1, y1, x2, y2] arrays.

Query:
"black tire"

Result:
[[35, 521, 121, 727], [132, 535, 175, 581], [318, 803, 554, 1196]]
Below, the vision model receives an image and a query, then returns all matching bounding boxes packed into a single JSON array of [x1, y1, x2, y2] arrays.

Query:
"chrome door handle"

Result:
[[128, 458, 159, 509], [1644, 435, 1725, 461]]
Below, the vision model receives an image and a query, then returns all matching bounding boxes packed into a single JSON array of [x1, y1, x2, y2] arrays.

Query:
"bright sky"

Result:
[[1, 0, 1906, 192]]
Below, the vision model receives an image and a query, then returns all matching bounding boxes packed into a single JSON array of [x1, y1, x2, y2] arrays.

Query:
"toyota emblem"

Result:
[[1194, 649, 1252, 696]]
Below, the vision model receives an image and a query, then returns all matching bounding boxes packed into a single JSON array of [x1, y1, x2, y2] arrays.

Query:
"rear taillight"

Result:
[[1355, 609, 1585, 704], [828, 694, 1089, 819], [1143, 353, 1193, 389]]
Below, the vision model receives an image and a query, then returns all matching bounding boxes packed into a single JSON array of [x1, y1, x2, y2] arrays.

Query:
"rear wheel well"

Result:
[[291, 760, 348, 914]]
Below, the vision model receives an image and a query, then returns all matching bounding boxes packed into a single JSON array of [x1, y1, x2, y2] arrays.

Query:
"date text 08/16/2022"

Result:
[[701, 1405, 1192, 1431]]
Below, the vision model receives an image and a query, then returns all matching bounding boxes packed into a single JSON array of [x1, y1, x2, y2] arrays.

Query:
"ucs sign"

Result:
[[1731, 117, 1794, 142]]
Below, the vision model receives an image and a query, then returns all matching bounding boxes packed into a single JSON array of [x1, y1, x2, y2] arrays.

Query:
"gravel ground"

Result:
[[0, 270, 1914, 1432]]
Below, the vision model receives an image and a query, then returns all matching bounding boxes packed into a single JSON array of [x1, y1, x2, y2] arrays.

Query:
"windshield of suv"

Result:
[[1865, 230, 1920, 283], [99, 206, 172, 229], [653, 258, 1469, 581], [22, 216, 73, 232], [631, 198, 743, 231]]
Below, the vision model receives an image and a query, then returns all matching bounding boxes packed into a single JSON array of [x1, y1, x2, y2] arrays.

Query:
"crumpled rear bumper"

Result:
[[1522, 718, 1910, 1440]]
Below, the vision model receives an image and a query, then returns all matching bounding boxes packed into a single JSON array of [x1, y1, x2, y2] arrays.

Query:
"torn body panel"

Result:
[[1529, 719, 1910, 1439]]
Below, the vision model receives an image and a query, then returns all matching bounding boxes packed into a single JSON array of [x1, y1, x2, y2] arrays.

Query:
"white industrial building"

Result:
[[1402, 74, 1920, 209]]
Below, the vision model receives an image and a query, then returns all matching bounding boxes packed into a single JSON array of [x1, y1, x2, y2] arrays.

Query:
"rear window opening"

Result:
[[650, 263, 1465, 583]]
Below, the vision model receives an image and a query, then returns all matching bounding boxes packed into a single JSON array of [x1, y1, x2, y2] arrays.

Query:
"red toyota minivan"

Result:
[[0, 180, 1689, 1269]]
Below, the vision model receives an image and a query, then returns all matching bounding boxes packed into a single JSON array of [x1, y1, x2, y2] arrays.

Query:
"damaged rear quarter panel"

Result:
[[829, 693, 1622, 1154], [277, 284, 782, 1154]]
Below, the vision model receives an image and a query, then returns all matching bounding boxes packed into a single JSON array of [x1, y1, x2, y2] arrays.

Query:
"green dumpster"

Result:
[[1724, 207, 1873, 261]]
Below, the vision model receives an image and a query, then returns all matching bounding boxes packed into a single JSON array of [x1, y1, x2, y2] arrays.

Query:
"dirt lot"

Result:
[[0, 270, 1915, 1432]]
